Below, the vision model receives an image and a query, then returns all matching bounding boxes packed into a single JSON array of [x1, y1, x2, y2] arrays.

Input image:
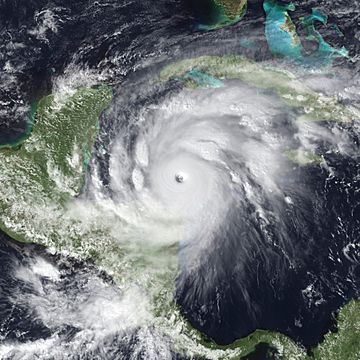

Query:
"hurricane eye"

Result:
[[175, 173, 185, 183]]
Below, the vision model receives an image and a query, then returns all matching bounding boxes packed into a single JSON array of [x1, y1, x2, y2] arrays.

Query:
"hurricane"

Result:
[[0, 1, 359, 359]]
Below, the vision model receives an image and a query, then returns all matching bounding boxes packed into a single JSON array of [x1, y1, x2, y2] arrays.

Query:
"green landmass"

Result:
[[312, 300, 360, 360], [214, 0, 247, 21], [160, 55, 358, 123], [198, 0, 247, 31], [0, 86, 113, 247], [285, 149, 324, 166]]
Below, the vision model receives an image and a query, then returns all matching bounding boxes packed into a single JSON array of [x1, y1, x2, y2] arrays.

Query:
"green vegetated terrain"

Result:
[[0, 75, 358, 359], [0, 86, 113, 247], [160, 55, 358, 123], [198, 0, 247, 31], [214, 0, 247, 21], [311, 300, 360, 360]]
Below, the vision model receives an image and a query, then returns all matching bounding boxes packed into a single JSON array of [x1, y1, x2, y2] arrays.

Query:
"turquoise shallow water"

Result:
[[263, 0, 348, 65]]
